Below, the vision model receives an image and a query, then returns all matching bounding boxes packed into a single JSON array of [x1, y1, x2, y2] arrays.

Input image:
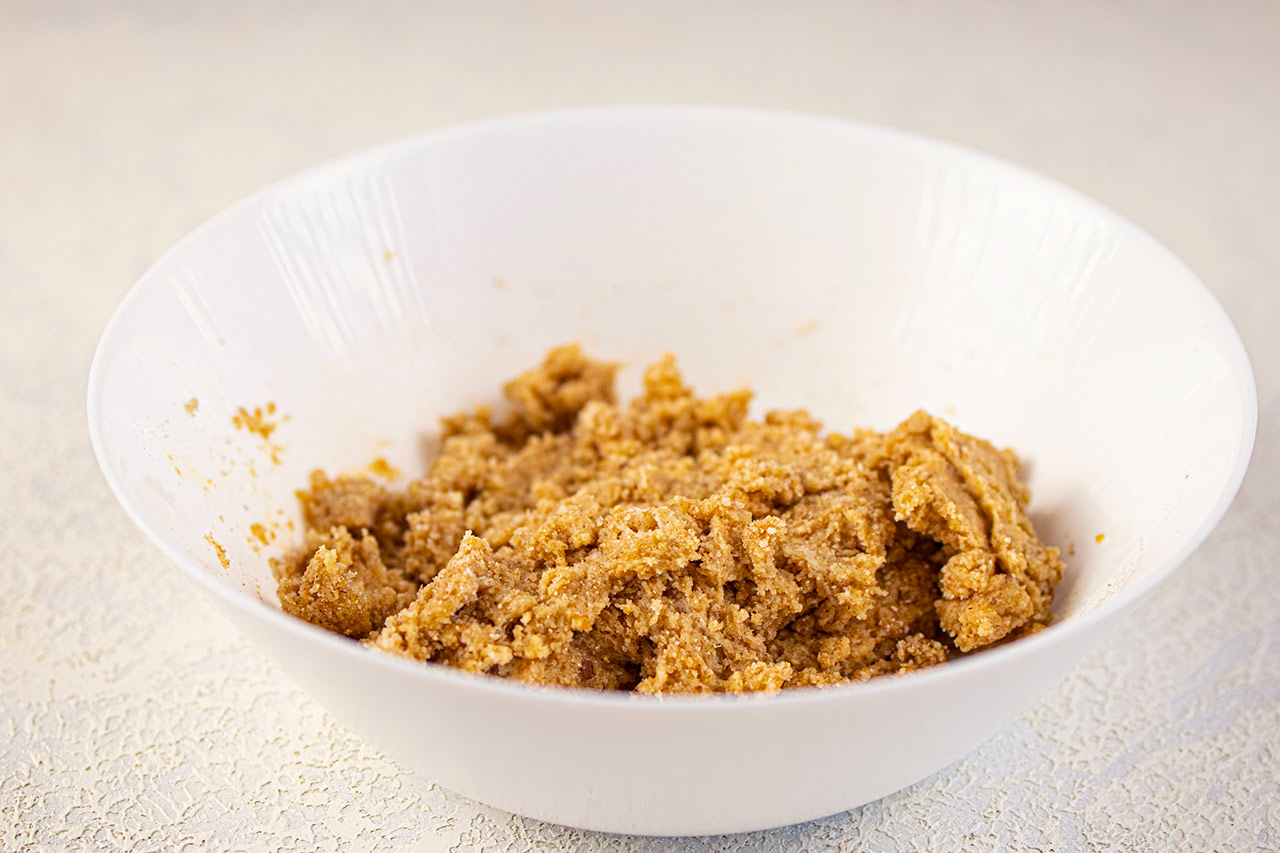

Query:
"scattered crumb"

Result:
[[367, 458, 399, 480], [232, 403, 287, 463], [206, 534, 230, 570], [184, 398, 199, 416], [493, 277, 508, 290], [1095, 533, 1106, 544], [233, 405, 280, 440], [250, 523, 273, 546], [384, 248, 394, 262]]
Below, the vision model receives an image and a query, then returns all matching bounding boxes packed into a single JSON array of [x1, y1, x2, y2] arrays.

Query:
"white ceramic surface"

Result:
[[87, 108, 1255, 836]]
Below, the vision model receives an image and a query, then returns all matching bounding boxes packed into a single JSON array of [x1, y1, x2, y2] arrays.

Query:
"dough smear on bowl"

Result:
[[273, 345, 1064, 693]]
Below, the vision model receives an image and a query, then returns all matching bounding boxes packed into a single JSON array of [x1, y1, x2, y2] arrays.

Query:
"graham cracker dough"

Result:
[[273, 345, 1063, 693]]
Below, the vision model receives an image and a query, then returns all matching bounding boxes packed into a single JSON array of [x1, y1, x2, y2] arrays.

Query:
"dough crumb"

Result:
[[273, 345, 1064, 692], [233, 405, 279, 439], [206, 534, 230, 570]]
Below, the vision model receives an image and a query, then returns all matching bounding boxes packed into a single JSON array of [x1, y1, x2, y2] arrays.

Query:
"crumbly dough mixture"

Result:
[[274, 345, 1063, 693]]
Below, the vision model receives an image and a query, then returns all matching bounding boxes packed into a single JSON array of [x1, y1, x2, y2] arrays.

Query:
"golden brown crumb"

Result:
[[274, 527, 416, 638], [185, 397, 199, 416], [249, 523, 273, 545], [368, 458, 399, 480], [206, 534, 230, 570], [274, 345, 1064, 692], [884, 411, 1062, 651], [232, 405, 280, 440]]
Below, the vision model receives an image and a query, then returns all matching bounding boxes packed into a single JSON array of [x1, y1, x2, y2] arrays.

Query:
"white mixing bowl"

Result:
[[88, 107, 1256, 836]]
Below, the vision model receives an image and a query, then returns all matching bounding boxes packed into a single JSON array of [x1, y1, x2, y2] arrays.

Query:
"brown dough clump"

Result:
[[272, 345, 1064, 693]]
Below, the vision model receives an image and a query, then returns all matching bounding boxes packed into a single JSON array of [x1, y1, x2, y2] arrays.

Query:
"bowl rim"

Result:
[[87, 104, 1259, 710]]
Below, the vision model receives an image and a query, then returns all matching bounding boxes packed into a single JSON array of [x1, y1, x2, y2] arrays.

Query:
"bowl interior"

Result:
[[91, 109, 1255, 636]]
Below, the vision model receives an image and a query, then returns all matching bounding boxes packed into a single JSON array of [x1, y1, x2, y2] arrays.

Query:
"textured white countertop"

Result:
[[3, 2, 1277, 850]]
